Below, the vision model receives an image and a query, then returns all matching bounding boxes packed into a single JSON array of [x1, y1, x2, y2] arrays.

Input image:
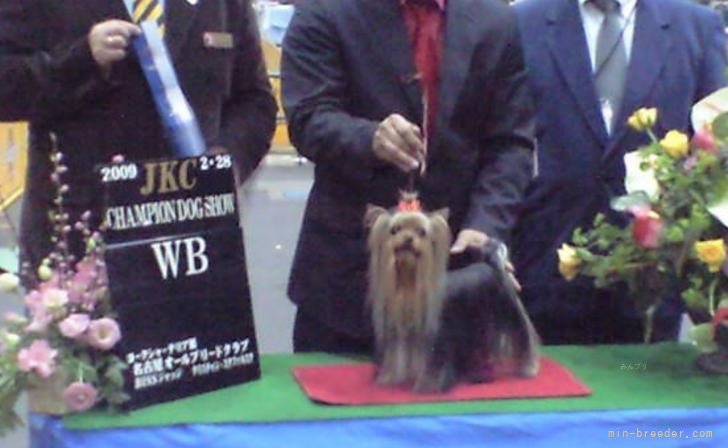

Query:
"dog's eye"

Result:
[[390, 225, 400, 235], [417, 228, 426, 237]]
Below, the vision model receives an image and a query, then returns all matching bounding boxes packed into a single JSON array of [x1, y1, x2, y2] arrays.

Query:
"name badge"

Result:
[[203, 32, 234, 49]]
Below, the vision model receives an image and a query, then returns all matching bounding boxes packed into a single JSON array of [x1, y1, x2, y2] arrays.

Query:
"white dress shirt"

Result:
[[578, 0, 638, 131]]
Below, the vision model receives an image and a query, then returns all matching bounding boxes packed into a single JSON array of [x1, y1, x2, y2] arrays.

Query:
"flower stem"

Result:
[[644, 303, 657, 343], [647, 128, 659, 144], [708, 278, 718, 317]]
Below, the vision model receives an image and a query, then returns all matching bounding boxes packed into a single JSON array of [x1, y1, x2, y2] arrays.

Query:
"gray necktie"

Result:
[[593, 0, 627, 132]]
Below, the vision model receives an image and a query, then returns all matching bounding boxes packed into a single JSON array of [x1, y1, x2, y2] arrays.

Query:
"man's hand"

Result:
[[372, 114, 426, 173], [450, 229, 522, 291], [88, 20, 141, 71], [450, 228, 489, 254]]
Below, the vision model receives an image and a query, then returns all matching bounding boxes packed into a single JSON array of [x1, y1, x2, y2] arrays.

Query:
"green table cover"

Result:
[[65, 343, 728, 430]]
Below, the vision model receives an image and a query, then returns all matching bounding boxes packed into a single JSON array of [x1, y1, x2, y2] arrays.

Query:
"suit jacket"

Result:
[[512, 0, 727, 330], [282, 0, 535, 338], [0, 0, 277, 270]]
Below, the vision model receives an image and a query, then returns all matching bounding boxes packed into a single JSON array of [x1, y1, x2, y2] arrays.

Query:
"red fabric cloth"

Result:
[[401, 0, 445, 134], [293, 357, 591, 405]]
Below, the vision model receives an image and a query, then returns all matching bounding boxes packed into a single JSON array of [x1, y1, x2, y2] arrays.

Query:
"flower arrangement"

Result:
[[0, 150, 127, 434], [558, 95, 728, 358]]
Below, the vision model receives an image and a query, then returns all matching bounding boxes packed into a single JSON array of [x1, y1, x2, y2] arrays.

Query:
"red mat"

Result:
[[293, 357, 591, 405]]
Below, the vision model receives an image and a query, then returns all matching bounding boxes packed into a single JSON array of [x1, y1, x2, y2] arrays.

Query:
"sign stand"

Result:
[[97, 154, 260, 409]]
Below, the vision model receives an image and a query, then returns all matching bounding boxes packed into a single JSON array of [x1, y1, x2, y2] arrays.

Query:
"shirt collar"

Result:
[[580, 0, 638, 16], [400, 0, 446, 11]]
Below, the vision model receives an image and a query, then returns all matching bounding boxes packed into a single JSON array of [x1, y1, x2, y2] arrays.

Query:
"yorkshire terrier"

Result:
[[365, 193, 540, 393]]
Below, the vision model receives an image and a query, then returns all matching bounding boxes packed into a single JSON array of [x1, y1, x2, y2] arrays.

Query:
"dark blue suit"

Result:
[[282, 0, 535, 350], [513, 0, 727, 343]]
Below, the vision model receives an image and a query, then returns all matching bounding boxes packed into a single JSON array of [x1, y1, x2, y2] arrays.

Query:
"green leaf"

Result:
[[682, 287, 708, 311], [710, 112, 728, 141], [690, 323, 719, 353], [663, 224, 684, 243], [104, 365, 125, 388], [104, 391, 131, 405]]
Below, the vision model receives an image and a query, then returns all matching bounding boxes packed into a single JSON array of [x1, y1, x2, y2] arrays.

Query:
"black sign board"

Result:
[[96, 154, 260, 409]]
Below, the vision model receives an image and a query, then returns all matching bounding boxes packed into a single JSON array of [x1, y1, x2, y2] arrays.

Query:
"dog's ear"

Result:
[[364, 205, 389, 229], [429, 207, 449, 221]]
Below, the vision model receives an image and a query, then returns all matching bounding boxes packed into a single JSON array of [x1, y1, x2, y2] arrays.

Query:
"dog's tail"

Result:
[[485, 240, 541, 378]]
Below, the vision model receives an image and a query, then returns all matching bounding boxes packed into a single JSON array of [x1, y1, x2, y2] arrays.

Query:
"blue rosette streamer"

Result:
[[132, 22, 205, 158]]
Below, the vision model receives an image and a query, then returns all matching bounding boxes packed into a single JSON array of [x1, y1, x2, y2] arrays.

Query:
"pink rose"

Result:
[[67, 260, 95, 303], [40, 287, 69, 310], [24, 289, 57, 333], [62, 382, 99, 412], [17, 339, 57, 378], [691, 124, 718, 154], [24, 290, 44, 316], [86, 318, 122, 350], [26, 310, 53, 333], [68, 257, 107, 307], [630, 206, 663, 249], [58, 313, 91, 339]]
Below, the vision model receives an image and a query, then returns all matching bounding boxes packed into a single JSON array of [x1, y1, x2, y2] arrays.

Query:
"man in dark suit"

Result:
[[0, 0, 277, 275], [512, 0, 727, 344], [282, 0, 535, 352]]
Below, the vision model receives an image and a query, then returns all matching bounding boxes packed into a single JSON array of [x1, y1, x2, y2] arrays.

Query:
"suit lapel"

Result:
[[546, 0, 608, 147], [606, 0, 672, 157], [363, 0, 423, 120], [437, 0, 479, 129], [165, 0, 200, 58]]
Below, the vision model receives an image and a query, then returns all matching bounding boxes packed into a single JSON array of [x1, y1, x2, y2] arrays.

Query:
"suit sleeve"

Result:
[[281, 0, 379, 185], [695, 7, 728, 103], [462, 12, 536, 244], [0, 0, 114, 123], [218, 0, 277, 182]]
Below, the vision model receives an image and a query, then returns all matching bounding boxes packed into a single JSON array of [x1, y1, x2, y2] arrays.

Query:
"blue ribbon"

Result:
[[132, 22, 205, 158]]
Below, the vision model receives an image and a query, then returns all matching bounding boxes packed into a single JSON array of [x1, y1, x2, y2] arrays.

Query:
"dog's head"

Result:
[[365, 202, 451, 274]]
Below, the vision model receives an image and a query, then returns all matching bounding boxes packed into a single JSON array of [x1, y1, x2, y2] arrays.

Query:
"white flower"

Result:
[[0, 272, 20, 292], [624, 150, 660, 201], [691, 87, 728, 131]]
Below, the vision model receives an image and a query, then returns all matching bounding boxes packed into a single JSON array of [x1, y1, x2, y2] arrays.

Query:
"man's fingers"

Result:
[[450, 229, 489, 253], [389, 114, 425, 160], [381, 140, 419, 172], [373, 114, 424, 172], [106, 35, 128, 50], [105, 49, 127, 60], [89, 20, 141, 68], [379, 126, 419, 170], [104, 20, 142, 38]]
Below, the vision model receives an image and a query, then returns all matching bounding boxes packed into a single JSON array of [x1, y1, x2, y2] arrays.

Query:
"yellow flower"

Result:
[[627, 108, 657, 131], [557, 243, 581, 281], [660, 130, 689, 159], [695, 239, 727, 272]]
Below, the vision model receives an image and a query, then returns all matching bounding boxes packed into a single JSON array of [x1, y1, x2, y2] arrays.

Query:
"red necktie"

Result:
[[406, 0, 443, 134]]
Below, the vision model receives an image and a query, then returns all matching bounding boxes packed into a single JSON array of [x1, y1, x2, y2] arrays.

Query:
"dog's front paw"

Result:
[[518, 354, 540, 378], [375, 368, 405, 386], [462, 363, 495, 384], [413, 364, 456, 393]]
